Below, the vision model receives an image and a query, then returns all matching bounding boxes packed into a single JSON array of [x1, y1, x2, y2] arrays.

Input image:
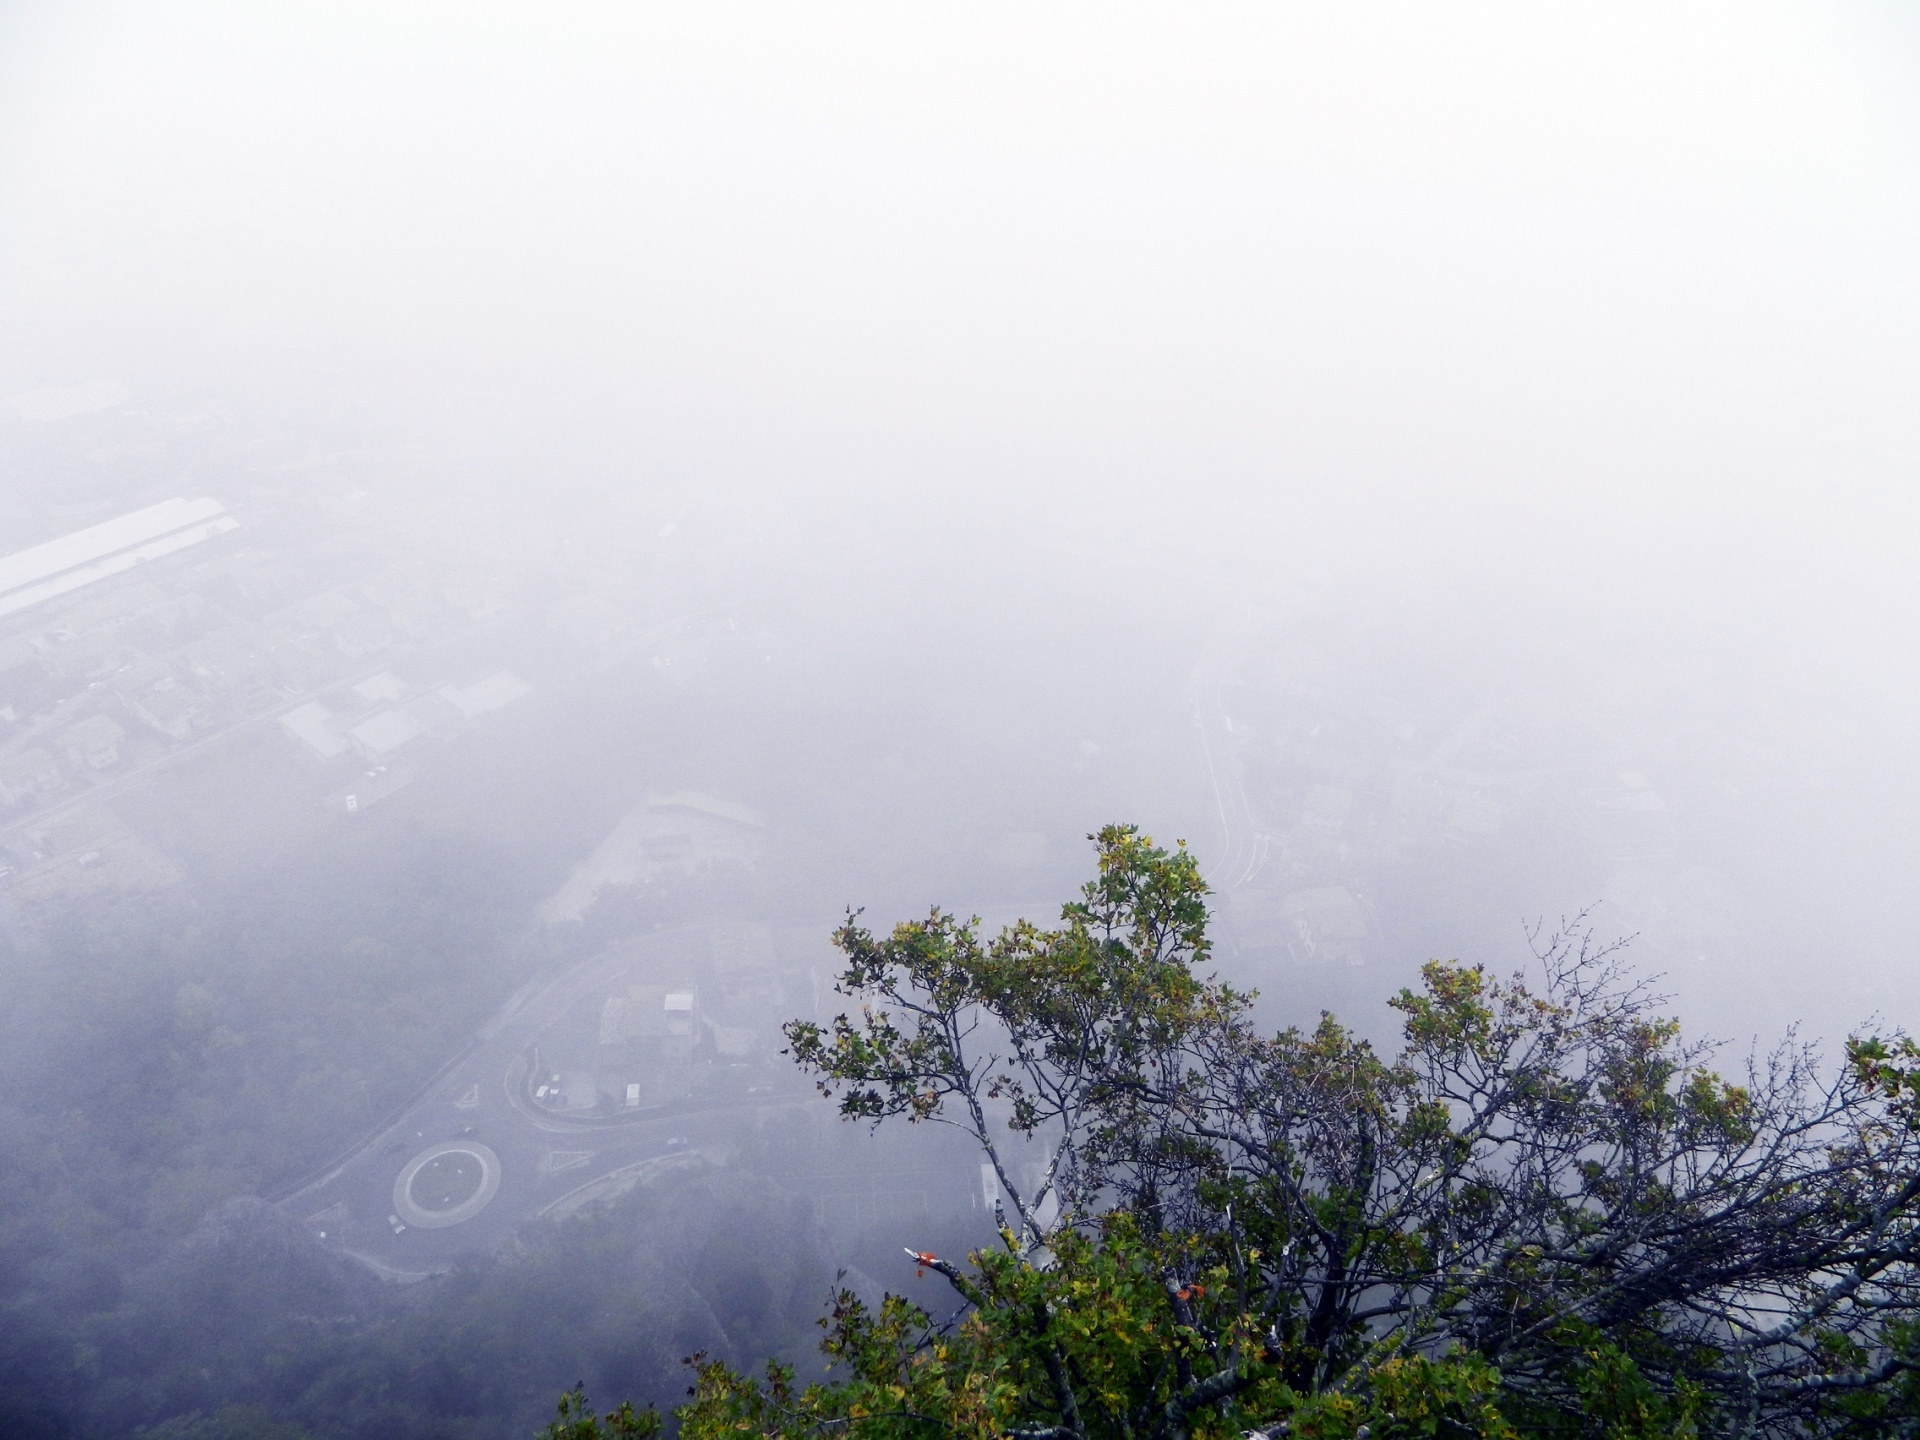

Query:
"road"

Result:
[[0, 607, 709, 852], [1190, 622, 1267, 894], [0, 662, 399, 847], [276, 926, 806, 1278]]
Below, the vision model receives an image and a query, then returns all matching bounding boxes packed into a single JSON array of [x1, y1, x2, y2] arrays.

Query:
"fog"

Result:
[[3, 5, 1920, 1436]]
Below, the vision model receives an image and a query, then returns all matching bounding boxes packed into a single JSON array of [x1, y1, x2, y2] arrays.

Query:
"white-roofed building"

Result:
[[123, 678, 211, 741], [438, 671, 530, 719], [403, 691, 463, 732], [280, 702, 349, 760], [0, 498, 238, 618], [349, 708, 425, 759], [351, 671, 408, 704], [596, 984, 702, 1107]]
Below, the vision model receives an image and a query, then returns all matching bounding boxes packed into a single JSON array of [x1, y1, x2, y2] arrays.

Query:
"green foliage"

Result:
[[784, 825, 1241, 1244], [543, 1388, 662, 1440], [656, 1216, 1522, 1440], [564, 825, 1920, 1440]]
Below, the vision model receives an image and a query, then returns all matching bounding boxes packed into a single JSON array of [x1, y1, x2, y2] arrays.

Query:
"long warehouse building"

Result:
[[0, 497, 238, 619]]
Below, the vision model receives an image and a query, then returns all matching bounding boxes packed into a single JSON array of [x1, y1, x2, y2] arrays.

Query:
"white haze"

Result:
[[4, 2, 1920, 1044]]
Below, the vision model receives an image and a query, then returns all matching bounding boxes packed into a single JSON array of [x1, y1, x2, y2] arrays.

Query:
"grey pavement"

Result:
[[277, 925, 807, 1275]]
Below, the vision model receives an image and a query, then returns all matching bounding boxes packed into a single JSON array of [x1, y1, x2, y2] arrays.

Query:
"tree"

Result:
[[553, 826, 1920, 1439]]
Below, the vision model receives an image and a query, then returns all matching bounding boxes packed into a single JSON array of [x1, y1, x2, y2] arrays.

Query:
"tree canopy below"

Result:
[[559, 825, 1920, 1440]]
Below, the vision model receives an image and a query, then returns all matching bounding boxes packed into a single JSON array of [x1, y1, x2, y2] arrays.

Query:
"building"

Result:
[[40, 631, 126, 682], [351, 671, 408, 704], [0, 497, 237, 619], [279, 701, 350, 760], [538, 792, 767, 924], [58, 715, 125, 770], [0, 749, 66, 807], [347, 708, 425, 760], [596, 985, 701, 1107], [402, 691, 464, 732], [123, 678, 211, 741], [330, 611, 392, 659], [709, 922, 782, 1013], [182, 629, 280, 711], [438, 671, 530, 719]]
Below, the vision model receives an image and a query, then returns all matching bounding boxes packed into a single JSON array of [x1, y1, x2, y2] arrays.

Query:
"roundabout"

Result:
[[392, 1141, 502, 1228]]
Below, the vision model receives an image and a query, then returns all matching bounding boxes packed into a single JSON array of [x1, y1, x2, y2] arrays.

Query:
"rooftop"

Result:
[[0, 498, 238, 618], [349, 708, 425, 757], [280, 702, 349, 760], [440, 671, 530, 719]]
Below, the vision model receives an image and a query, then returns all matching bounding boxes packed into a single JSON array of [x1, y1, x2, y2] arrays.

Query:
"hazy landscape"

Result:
[[4, 6, 1920, 1438]]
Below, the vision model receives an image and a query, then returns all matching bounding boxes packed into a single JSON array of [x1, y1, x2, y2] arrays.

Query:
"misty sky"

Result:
[[5, 3, 1920, 1043], [5, 7, 1918, 622]]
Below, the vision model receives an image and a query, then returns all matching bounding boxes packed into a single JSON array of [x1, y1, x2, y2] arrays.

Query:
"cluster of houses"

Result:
[[587, 931, 784, 1109], [529, 923, 792, 1116], [0, 491, 534, 820], [0, 714, 130, 808], [277, 668, 530, 767]]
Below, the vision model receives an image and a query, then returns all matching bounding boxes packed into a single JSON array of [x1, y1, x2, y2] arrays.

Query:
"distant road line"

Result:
[[272, 926, 803, 1212], [0, 662, 402, 845], [264, 1032, 483, 1204], [1190, 618, 1264, 893]]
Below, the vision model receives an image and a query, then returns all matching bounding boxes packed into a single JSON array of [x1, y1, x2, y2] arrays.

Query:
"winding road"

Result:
[[1190, 621, 1267, 894], [276, 926, 808, 1278], [277, 614, 1274, 1277]]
